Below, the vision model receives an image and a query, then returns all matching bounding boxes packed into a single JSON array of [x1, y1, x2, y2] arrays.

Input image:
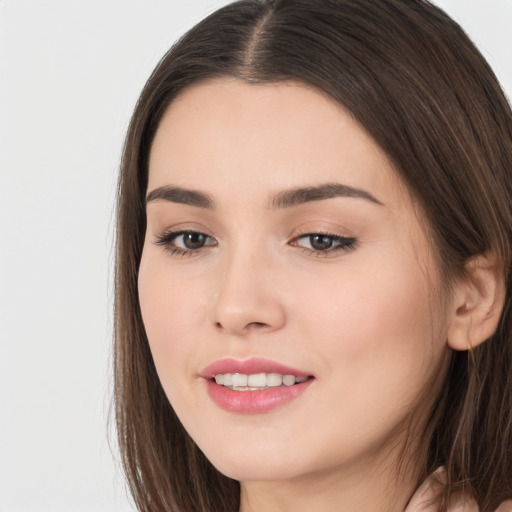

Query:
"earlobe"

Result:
[[447, 252, 505, 351]]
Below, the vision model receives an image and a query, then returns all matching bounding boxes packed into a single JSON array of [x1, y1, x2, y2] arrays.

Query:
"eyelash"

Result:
[[154, 230, 357, 257], [291, 232, 357, 256], [154, 230, 217, 257]]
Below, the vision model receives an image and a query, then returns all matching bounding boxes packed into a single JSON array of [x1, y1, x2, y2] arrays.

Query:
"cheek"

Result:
[[281, 253, 446, 469], [304, 255, 431, 335], [296, 247, 443, 406], [137, 251, 209, 373]]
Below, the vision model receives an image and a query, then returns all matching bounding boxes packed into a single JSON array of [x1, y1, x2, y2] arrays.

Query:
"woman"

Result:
[[113, 0, 512, 510]]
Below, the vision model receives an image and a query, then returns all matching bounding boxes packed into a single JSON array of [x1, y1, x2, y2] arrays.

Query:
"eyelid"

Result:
[[154, 228, 213, 243], [152, 223, 357, 257], [288, 227, 358, 256], [291, 233, 357, 247], [153, 227, 217, 256]]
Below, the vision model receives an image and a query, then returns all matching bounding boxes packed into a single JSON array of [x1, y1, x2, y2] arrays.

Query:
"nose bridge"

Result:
[[212, 235, 285, 335]]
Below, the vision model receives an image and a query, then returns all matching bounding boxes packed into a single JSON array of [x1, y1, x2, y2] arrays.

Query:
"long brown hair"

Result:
[[113, 1, 512, 510]]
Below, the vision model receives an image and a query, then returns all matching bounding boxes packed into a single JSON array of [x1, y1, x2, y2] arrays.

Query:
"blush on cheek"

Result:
[[310, 267, 433, 363], [138, 265, 213, 409], [139, 255, 198, 335]]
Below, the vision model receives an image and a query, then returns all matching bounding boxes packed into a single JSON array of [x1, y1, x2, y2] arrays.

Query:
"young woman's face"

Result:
[[138, 79, 451, 483]]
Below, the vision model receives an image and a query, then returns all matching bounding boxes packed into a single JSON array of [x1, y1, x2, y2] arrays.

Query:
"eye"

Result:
[[154, 230, 216, 255], [291, 233, 357, 255]]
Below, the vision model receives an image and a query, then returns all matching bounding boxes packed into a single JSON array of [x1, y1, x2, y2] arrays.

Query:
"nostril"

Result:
[[215, 320, 270, 332]]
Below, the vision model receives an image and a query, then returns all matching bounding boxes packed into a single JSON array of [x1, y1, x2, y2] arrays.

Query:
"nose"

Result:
[[211, 247, 286, 336]]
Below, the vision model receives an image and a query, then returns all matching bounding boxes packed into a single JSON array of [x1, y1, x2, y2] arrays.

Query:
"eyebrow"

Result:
[[146, 186, 214, 209], [271, 183, 383, 208], [145, 183, 383, 209]]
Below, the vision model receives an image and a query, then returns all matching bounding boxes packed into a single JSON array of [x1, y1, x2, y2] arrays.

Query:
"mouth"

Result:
[[213, 372, 310, 391], [200, 358, 315, 413]]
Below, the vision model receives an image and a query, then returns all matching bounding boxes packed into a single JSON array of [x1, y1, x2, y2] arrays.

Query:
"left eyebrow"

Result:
[[270, 183, 383, 208]]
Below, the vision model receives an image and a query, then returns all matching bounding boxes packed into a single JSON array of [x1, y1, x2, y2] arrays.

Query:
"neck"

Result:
[[238, 443, 420, 512]]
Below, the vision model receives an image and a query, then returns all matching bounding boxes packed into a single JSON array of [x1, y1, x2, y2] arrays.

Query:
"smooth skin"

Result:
[[138, 79, 503, 512]]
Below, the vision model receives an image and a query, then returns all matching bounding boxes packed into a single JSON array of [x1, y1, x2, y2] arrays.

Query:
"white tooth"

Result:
[[282, 375, 296, 386], [223, 373, 233, 386], [232, 373, 248, 387], [214, 374, 224, 385], [295, 376, 308, 383], [248, 373, 267, 387], [266, 373, 283, 387]]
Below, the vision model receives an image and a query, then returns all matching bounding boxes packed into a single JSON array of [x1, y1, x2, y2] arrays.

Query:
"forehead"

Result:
[[148, 78, 404, 210]]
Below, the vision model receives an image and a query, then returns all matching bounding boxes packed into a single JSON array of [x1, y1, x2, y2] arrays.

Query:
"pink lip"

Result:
[[200, 357, 313, 379], [200, 357, 314, 414]]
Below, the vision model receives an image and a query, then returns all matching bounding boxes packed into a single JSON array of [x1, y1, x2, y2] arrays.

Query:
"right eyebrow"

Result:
[[146, 186, 214, 209], [270, 182, 383, 209]]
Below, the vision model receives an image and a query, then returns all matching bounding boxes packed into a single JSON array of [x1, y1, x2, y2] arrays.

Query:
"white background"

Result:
[[0, 1, 510, 511]]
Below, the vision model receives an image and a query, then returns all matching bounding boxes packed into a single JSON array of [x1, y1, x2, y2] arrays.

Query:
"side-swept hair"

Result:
[[114, 1, 512, 510]]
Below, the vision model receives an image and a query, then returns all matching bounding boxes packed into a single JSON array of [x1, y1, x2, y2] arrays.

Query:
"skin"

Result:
[[138, 79, 456, 512]]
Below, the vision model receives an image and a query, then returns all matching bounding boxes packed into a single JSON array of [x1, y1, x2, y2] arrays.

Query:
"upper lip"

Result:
[[200, 357, 313, 379]]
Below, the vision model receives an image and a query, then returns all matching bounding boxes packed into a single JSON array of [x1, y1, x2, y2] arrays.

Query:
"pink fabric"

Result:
[[405, 468, 512, 512]]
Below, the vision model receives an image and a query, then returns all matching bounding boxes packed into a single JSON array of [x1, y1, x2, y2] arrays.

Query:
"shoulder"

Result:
[[405, 470, 477, 511], [405, 468, 512, 512]]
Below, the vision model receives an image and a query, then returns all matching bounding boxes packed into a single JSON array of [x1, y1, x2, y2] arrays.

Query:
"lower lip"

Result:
[[204, 378, 313, 414]]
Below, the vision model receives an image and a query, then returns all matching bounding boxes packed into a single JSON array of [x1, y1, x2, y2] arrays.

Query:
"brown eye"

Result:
[[155, 230, 217, 255], [181, 232, 208, 250], [309, 235, 334, 251], [292, 233, 357, 254]]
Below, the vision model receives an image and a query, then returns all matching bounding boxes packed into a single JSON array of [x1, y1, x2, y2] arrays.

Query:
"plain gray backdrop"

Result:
[[0, 1, 511, 511]]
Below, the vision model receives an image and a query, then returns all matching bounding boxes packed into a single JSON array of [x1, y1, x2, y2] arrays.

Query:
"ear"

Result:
[[447, 252, 505, 351]]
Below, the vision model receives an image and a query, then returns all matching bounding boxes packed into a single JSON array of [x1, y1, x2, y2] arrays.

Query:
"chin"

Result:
[[196, 436, 316, 483], [211, 457, 302, 482]]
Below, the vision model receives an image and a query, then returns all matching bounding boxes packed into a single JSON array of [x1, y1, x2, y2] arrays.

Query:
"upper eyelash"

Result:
[[153, 229, 357, 256], [154, 230, 216, 256], [291, 232, 357, 255]]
